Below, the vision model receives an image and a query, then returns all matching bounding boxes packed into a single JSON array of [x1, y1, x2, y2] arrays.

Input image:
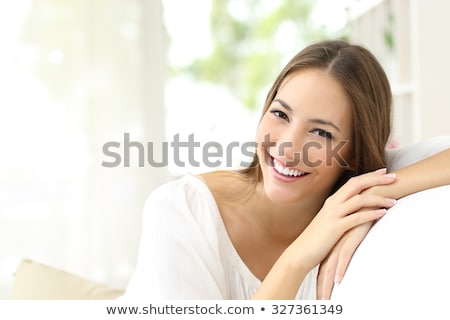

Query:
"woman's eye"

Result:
[[270, 109, 289, 121], [311, 128, 333, 139]]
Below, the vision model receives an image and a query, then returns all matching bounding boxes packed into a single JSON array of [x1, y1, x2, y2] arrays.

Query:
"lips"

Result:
[[270, 156, 310, 178]]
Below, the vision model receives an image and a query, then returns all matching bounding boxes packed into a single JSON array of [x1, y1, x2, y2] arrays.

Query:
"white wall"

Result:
[[347, 0, 450, 146], [415, 0, 450, 140]]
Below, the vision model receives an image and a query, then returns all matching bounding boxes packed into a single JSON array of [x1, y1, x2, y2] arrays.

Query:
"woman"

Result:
[[122, 40, 450, 299]]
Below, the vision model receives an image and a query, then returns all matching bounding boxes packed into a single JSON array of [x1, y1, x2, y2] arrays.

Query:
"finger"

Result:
[[337, 170, 396, 201], [334, 222, 373, 284], [340, 208, 386, 231], [332, 169, 396, 202], [317, 268, 335, 300], [335, 194, 397, 217], [317, 251, 339, 300]]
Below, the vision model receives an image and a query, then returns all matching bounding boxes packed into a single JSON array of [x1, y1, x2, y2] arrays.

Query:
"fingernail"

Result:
[[384, 173, 396, 179], [334, 274, 342, 285], [375, 168, 387, 174], [376, 208, 387, 214], [385, 198, 397, 205]]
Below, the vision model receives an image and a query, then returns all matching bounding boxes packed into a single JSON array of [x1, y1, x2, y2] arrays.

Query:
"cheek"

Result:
[[303, 144, 328, 168], [255, 118, 270, 161], [256, 115, 278, 145], [255, 116, 267, 143], [303, 140, 352, 170]]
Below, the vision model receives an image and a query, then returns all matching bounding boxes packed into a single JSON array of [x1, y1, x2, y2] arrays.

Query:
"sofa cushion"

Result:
[[386, 135, 450, 171], [331, 185, 450, 317], [9, 259, 124, 300]]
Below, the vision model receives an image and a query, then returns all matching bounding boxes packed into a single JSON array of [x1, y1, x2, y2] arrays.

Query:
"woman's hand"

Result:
[[316, 175, 397, 300], [293, 169, 395, 269], [316, 221, 373, 299], [254, 168, 396, 300]]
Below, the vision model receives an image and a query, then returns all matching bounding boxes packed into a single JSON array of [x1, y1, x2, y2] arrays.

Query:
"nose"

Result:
[[277, 128, 305, 167]]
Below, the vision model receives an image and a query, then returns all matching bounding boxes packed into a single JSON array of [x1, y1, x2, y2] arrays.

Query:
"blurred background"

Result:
[[1, 0, 449, 298]]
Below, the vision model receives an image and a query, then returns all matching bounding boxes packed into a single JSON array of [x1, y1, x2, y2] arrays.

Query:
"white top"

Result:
[[122, 174, 318, 299]]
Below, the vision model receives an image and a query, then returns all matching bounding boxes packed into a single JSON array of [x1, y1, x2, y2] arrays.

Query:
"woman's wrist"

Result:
[[254, 247, 309, 299]]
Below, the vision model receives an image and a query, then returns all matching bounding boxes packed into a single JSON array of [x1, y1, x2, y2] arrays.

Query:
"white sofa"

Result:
[[331, 136, 450, 318]]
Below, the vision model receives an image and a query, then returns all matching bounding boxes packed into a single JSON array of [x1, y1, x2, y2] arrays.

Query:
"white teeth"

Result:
[[273, 158, 305, 177]]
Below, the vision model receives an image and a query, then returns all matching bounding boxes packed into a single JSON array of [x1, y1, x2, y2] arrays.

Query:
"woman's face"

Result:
[[256, 68, 353, 204]]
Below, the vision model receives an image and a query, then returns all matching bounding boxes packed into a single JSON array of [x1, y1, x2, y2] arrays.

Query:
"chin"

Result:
[[263, 183, 308, 204], [262, 173, 337, 206]]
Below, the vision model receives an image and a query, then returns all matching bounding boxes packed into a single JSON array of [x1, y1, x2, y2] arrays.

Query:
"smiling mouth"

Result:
[[272, 157, 310, 177]]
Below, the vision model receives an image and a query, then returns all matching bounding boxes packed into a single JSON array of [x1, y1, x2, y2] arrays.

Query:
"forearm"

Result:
[[253, 246, 309, 300], [377, 148, 450, 199]]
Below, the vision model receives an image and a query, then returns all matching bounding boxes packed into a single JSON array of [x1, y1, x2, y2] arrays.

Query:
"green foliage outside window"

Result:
[[171, 0, 343, 110]]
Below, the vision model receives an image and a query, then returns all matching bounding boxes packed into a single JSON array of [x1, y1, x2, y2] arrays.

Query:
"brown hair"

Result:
[[241, 40, 392, 191]]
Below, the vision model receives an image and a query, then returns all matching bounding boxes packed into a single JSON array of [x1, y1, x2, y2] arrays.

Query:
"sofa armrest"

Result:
[[331, 185, 450, 317], [386, 135, 450, 171], [8, 259, 125, 300]]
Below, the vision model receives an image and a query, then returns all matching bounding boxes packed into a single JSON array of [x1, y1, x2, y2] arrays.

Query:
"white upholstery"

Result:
[[385, 135, 450, 171], [331, 136, 450, 318]]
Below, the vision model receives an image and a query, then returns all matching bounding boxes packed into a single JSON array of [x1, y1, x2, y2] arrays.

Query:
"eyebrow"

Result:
[[309, 118, 341, 133], [273, 98, 292, 112], [273, 98, 341, 132]]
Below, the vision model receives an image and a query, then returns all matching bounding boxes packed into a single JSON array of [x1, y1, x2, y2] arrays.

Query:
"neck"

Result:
[[243, 181, 325, 244]]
